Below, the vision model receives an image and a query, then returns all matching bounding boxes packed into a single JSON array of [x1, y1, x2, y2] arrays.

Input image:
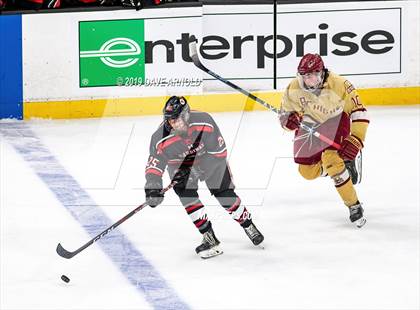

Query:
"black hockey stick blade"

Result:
[[56, 243, 77, 259], [55, 181, 177, 259]]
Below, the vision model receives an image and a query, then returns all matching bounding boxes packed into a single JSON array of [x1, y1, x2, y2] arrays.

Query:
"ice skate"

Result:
[[349, 202, 366, 228], [345, 151, 362, 184], [195, 227, 223, 259], [243, 222, 264, 247]]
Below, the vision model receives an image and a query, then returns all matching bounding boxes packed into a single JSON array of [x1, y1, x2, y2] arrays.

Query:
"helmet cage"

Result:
[[297, 53, 325, 92], [297, 71, 324, 93]]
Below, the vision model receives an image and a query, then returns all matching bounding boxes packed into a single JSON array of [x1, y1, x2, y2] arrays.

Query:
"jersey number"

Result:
[[351, 95, 362, 107], [146, 156, 160, 169]]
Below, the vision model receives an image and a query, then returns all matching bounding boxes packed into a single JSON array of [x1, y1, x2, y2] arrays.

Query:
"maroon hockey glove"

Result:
[[279, 111, 301, 131], [338, 135, 363, 161]]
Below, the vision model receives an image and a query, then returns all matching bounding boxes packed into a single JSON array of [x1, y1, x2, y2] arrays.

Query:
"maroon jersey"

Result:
[[294, 113, 350, 165], [145, 111, 227, 183]]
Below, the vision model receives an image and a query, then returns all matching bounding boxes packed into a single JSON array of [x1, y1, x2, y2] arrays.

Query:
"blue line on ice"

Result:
[[0, 122, 190, 310]]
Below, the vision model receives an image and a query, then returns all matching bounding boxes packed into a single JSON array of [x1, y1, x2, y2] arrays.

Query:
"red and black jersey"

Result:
[[145, 111, 227, 183]]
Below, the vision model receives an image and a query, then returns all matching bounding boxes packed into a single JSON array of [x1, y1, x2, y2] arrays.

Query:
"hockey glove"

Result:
[[145, 182, 164, 208], [338, 135, 363, 161], [279, 111, 302, 131]]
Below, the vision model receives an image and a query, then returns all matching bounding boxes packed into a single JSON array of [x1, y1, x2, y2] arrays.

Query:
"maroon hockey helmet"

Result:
[[297, 53, 325, 75], [297, 54, 326, 92]]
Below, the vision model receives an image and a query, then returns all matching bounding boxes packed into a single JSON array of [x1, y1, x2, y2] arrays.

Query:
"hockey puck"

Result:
[[61, 275, 70, 283]]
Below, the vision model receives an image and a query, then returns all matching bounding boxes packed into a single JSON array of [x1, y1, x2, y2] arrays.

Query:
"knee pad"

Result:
[[321, 150, 345, 177], [211, 188, 235, 198], [298, 164, 322, 180], [211, 188, 238, 206], [330, 168, 351, 187], [174, 186, 199, 203], [321, 151, 351, 186], [173, 185, 185, 196]]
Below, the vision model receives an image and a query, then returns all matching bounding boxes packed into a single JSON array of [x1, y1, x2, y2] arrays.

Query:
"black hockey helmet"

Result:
[[163, 96, 190, 129]]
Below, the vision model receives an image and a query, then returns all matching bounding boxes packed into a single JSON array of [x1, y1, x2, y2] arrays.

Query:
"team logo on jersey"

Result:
[[180, 142, 205, 157], [299, 97, 310, 107]]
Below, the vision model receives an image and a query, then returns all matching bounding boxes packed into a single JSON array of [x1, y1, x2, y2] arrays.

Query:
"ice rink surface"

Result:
[[1, 106, 419, 310]]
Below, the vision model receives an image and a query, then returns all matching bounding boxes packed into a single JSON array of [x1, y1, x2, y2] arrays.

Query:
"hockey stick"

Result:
[[56, 181, 177, 259], [188, 36, 341, 150]]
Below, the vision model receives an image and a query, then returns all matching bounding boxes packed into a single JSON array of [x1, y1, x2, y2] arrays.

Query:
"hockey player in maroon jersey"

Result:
[[279, 53, 369, 227], [144, 96, 264, 258]]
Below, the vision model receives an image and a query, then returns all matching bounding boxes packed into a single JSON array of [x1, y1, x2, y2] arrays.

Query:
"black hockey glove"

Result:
[[121, 0, 142, 10], [145, 182, 164, 208]]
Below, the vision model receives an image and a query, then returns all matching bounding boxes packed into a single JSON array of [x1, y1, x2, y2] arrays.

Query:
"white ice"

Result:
[[1, 106, 419, 310]]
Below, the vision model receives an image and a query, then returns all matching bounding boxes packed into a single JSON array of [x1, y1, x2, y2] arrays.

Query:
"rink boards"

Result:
[[0, 1, 419, 119]]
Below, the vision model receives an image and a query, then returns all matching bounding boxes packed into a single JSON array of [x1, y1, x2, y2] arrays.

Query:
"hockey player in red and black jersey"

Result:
[[144, 96, 264, 258]]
